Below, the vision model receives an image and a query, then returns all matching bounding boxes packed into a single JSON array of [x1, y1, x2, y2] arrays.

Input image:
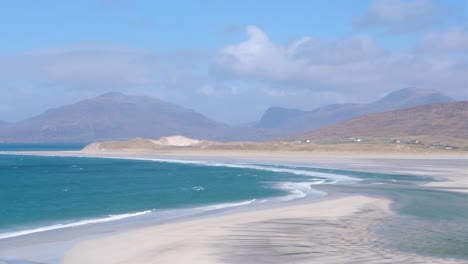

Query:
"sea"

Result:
[[0, 143, 466, 260]]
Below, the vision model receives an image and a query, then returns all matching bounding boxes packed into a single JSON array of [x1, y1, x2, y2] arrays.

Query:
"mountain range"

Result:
[[0, 88, 460, 142], [84, 101, 468, 153], [0, 92, 226, 142], [256, 88, 454, 135], [293, 101, 468, 143]]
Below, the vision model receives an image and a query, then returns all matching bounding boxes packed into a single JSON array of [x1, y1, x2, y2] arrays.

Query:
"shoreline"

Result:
[[64, 195, 396, 264], [0, 150, 466, 263], [5, 149, 467, 192], [0, 180, 347, 264]]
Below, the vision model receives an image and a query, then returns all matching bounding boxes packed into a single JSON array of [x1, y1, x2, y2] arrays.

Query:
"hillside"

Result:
[[0, 88, 460, 143], [80, 102, 468, 153], [257, 107, 307, 128], [256, 88, 454, 134], [83, 102, 468, 153], [0, 93, 227, 142], [292, 101, 468, 146]]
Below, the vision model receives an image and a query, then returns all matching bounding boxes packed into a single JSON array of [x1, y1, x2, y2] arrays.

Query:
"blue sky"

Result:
[[0, 0, 467, 123], [1, 1, 368, 52]]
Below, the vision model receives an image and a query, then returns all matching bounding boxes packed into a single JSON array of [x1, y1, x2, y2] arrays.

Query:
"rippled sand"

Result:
[[63, 195, 464, 264]]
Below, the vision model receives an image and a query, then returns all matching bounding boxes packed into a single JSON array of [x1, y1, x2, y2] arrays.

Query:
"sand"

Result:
[[62, 196, 383, 264], [3, 150, 467, 263], [63, 195, 464, 264]]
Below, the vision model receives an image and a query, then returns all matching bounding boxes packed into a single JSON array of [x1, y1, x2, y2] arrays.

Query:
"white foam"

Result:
[[0, 155, 353, 240], [145, 199, 258, 222], [102, 156, 360, 184], [200, 199, 256, 211], [0, 210, 153, 240], [274, 182, 326, 201], [0, 199, 258, 240], [100, 156, 353, 203], [14, 153, 359, 184]]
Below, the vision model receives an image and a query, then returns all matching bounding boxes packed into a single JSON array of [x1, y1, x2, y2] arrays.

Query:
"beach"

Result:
[[27, 149, 468, 192], [64, 196, 394, 264], [1, 150, 467, 263]]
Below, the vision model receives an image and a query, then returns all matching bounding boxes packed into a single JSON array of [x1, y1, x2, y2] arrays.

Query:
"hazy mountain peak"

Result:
[[383, 87, 451, 99], [97, 92, 127, 98], [95, 92, 151, 103], [383, 87, 442, 99], [257, 107, 306, 128], [0, 87, 459, 142], [293, 101, 468, 141], [374, 88, 454, 110], [0, 93, 226, 142], [254, 87, 455, 134], [88, 92, 179, 110]]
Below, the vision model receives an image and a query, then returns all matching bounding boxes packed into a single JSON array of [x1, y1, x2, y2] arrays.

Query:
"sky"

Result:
[[0, 0, 467, 124]]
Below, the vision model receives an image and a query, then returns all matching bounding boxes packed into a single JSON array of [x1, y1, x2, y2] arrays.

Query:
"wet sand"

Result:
[[63, 195, 464, 264], [2, 150, 466, 263]]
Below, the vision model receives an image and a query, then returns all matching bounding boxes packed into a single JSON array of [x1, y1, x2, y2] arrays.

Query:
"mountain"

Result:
[[0, 121, 8, 127], [256, 88, 455, 134], [257, 107, 307, 128], [0, 92, 227, 142], [366, 88, 455, 112], [0, 88, 459, 143], [292, 101, 468, 142]]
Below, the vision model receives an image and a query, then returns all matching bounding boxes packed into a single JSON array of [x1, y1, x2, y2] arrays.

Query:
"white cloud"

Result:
[[0, 45, 209, 121], [199, 84, 218, 96], [213, 26, 302, 82], [0, 46, 154, 92], [1, 25, 466, 124], [416, 25, 468, 53], [0, 45, 211, 94], [213, 26, 386, 86], [212, 26, 467, 98], [353, 0, 446, 34]]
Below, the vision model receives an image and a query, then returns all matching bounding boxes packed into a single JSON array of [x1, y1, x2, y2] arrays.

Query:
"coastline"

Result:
[[0, 150, 467, 263], [8, 149, 467, 192], [64, 196, 395, 264]]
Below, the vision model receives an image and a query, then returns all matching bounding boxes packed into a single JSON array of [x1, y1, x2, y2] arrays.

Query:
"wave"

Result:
[[0, 210, 153, 240], [10, 153, 360, 184], [274, 181, 327, 201], [0, 155, 354, 240], [96, 156, 356, 204], [102, 156, 361, 184], [0, 199, 258, 240], [194, 199, 256, 211]]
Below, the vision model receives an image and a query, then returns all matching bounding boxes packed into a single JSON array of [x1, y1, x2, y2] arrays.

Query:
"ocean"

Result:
[[0, 143, 466, 260]]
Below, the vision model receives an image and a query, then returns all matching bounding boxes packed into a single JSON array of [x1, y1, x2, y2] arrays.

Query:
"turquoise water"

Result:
[[376, 187, 468, 259], [0, 143, 87, 151], [0, 144, 466, 260], [0, 154, 337, 238]]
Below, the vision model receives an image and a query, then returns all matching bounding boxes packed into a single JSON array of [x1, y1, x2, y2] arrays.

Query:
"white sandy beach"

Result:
[[2, 150, 467, 263], [63, 196, 393, 264], [62, 195, 464, 264]]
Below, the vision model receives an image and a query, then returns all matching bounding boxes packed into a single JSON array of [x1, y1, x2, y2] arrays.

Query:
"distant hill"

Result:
[[292, 101, 468, 143], [256, 88, 455, 135], [0, 92, 227, 142], [257, 107, 307, 128], [0, 121, 8, 127], [0, 88, 460, 143]]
